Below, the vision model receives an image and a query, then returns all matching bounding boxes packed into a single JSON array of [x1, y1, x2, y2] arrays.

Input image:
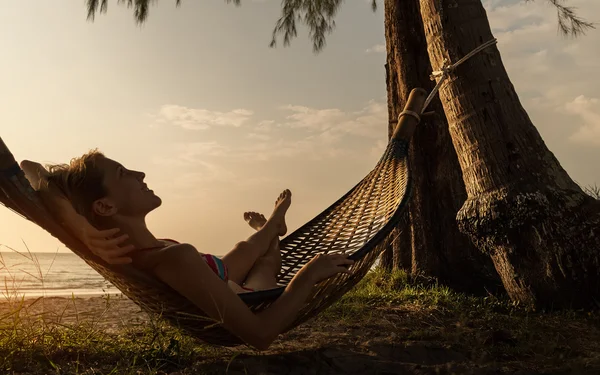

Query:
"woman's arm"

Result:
[[136, 244, 349, 350], [20, 160, 135, 264]]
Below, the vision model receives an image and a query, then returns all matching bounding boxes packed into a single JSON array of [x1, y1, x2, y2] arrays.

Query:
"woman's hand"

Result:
[[20, 160, 49, 190], [20, 160, 135, 265], [298, 253, 355, 284], [78, 225, 136, 265], [46, 191, 135, 265]]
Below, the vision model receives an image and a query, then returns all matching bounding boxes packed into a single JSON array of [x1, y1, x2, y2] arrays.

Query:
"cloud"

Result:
[[224, 137, 336, 162], [152, 141, 229, 167], [247, 133, 272, 141], [254, 120, 275, 133], [168, 170, 282, 200], [484, 0, 546, 32], [172, 98, 387, 165], [336, 100, 387, 138], [156, 105, 253, 130], [279, 105, 346, 131], [486, 0, 599, 89], [365, 44, 386, 53], [171, 161, 236, 189], [154, 99, 387, 170], [564, 96, 600, 145], [243, 99, 387, 160], [279, 99, 387, 138], [370, 139, 387, 159], [177, 141, 229, 159], [482, 0, 600, 152]]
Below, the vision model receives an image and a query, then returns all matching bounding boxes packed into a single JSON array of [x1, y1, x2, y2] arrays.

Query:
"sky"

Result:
[[0, 0, 598, 255]]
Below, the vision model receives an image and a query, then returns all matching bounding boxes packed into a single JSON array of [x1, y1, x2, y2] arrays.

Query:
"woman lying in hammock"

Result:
[[20, 151, 353, 350]]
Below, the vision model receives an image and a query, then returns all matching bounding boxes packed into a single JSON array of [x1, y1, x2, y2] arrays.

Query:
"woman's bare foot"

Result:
[[272, 189, 291, 236], [243, 211, 267, 231]]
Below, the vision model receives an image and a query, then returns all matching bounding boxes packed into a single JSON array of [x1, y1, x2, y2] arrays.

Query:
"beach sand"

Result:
[[2, 293, 600, 374], [0, 293, 149, 333]]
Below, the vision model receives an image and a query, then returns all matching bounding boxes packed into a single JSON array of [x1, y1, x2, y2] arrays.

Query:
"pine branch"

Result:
[[85, 0, 593, 51], [269, 0, 594, 52], [269, 0, 377, 54], [86, 0, 182, 24], [526, 0, 595, 36], [86, 0, 375, 53]]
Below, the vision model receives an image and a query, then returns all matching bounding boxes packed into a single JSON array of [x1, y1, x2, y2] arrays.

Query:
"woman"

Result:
[[20, 150, 353, 350]]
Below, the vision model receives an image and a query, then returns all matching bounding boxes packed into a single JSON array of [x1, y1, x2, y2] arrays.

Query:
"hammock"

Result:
[[0, 88, 426, 346]]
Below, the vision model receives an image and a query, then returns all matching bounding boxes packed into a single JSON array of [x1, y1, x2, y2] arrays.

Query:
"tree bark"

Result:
[[419, 0, 600, 308], [382, 0, 499, 293]]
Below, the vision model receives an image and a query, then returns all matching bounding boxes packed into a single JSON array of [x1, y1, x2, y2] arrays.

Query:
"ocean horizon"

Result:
[[0, 249, 382, 299], [0, 251, 120, 299]]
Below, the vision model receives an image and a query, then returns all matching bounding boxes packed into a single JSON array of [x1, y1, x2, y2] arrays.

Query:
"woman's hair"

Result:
[[46, 149, 108, 225]]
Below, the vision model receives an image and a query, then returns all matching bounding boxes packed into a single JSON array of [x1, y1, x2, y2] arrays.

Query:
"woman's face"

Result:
[[96, 157, 162, 218]]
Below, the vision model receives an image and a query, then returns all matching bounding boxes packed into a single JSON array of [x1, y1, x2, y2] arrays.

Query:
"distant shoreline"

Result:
[[0, 251, 75, 254], [1, 291, 123, 301]]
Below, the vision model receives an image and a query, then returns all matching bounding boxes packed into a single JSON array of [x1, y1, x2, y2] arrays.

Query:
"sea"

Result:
[[0, 250, 382, 299], [0, 251, 119, 299]]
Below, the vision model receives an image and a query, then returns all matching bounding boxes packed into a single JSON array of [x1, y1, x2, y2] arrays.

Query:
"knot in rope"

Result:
[[430, 58, 454, 81], [420, 38, 498, 115]]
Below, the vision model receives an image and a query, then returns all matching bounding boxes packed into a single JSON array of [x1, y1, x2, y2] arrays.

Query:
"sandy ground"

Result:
[[0, 293, 149, 333], [2, 294, 600, 374], [0, 295, 478, 374]]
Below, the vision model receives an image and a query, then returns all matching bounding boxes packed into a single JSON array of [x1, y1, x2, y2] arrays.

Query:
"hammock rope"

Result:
[[0, 104, 418, 346]]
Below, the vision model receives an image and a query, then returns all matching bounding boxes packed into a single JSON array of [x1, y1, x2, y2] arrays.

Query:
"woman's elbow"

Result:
[[249, 333, 275, 351], [254, 343, 271, 352], [243, 325, 277, 351]]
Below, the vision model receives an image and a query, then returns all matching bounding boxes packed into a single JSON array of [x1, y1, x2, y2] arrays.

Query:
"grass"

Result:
[[0, 287, 206, 374], [0, 316, 203, 374], [1, 252, 600, 374], [321, 270, 600, 364], [585, 184, 600, 199], [0, 245, 205, 374]]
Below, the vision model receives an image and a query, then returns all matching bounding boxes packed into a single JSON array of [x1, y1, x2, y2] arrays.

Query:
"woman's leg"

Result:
[[241, 236, 282, 291], [221, 190, 290, 284], [222, 219, 279, 284]]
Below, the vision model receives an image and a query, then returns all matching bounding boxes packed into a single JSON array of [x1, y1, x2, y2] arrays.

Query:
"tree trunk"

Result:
[[382, 0, 499, 293], [419, 0, 600, 308]]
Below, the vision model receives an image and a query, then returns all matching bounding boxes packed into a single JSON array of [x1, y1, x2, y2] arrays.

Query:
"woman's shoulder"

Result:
[[132, 240, 197, 271], [158, 239, 202, 253], [159, 238, 180, 246]]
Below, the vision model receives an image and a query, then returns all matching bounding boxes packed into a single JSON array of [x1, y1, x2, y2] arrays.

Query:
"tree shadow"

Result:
[[200, 342, 469, 375]]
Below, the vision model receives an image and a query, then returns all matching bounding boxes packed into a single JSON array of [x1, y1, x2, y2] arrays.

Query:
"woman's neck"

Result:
[[113, 218, 163, 250]]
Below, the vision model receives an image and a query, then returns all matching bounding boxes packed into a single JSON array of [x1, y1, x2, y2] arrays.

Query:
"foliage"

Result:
[[85, 0, 594, 53]]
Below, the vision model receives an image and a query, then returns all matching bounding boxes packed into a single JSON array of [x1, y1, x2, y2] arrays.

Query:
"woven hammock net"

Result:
[[0, 88, 425, 347]]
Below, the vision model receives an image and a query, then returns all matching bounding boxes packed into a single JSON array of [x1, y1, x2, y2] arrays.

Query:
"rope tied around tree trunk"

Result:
[[421, 38, 498, 113], [392, 38, 498, 126], [387, 38, 499, 252]]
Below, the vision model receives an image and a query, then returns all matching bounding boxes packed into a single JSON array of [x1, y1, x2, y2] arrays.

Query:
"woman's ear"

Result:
[[92, 198, 118, 217]]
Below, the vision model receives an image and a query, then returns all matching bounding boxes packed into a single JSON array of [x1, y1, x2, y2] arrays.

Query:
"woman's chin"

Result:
[[151, 195, 162, 208], [140, 193, 162, 213]]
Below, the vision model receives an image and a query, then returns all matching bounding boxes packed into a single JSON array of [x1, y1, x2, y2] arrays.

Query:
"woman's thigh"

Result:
[[241, 257, 279, 291], [221, 241, 266, 285], [221, 238, 280, 285]]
